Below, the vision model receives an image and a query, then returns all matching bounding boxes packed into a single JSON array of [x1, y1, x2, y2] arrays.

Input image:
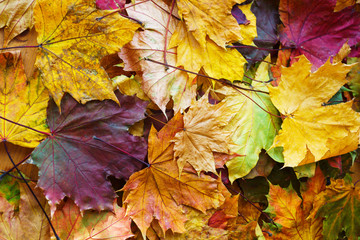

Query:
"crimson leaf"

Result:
[[279, 0, 360, 68]]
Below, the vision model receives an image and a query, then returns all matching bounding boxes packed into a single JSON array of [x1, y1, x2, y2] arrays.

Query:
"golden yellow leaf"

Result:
[[122, 113, 225, 239], [176, 0, 246, 48], [169, 21, 246, 81], [237, 3, 257, 45], [34, 0, 139, 106], [269, 55, 360, 167], [112, 75, 149, 101], [172, 93, 232, 174], [0, 0, 34, 46], [0, 52, 49, 148], [334, 0, 356, 11]]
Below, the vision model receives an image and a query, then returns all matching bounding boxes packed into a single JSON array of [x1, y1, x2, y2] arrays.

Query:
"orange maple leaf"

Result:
[[122, 113, 226, 239]]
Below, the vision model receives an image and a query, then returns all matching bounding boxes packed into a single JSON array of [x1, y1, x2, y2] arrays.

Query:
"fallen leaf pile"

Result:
[[0, 0, 360, 239]]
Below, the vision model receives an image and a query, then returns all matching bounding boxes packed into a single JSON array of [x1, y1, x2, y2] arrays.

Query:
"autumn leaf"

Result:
[[0, 0, 34, 46], [122, 113, 226, 238], [176, 0, 246, 48], [279, 0, 360, 68], [0, 52, 49, 148], [308, 175, 360, 240], [0, 175, 50, 240], [217, 58, 283, 182], [266, 167, 325, 239], [34, 0, 139, 106], [334, 0, 356, 11], [30, 91, 148, 211], [52, 199, 133, 240], [169, 21, 247, 82], [119, 0, 196, 113], [173, 93, 232, 174], [269, 55, 360, 167]]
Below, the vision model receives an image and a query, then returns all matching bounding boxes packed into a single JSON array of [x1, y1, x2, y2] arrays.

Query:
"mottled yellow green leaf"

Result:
[[34, 0, 139, 106], [269, 55, 360, 167], [0, 52, 49, 148], [217, 58, 283, 182]]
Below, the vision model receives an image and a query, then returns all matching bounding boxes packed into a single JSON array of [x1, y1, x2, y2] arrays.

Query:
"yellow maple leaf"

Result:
[[269, 55, 360, 167], [176, 0, 246, 48], [34, 0, 139, 106], [122, 113, 225, 239], [0, 0, 34, 46], [172, 93, 232, 174], [0, 52, 49, 148], [169, 21, 246, 81]]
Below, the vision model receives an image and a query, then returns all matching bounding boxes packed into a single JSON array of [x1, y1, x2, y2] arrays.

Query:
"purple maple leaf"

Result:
[[30, 91, 148, 211], [279, 0, 360, 68]]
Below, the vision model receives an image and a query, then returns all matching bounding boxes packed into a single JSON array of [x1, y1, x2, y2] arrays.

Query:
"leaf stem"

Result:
[[92, 136, 150, 167], [0, 45, 40, 51], [226, 44, 293, 51], [0, 116, 51, 136], [143, 58, 269, 94], [2, 141, 60, 240]]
